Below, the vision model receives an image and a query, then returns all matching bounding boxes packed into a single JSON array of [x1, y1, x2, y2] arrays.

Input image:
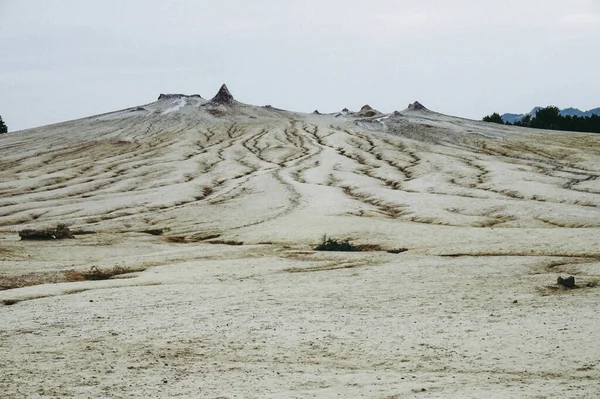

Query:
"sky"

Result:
[[1, 0, 599, 131]]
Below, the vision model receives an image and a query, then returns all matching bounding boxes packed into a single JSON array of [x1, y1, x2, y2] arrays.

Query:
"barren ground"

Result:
[[1, 93, 600, 398]]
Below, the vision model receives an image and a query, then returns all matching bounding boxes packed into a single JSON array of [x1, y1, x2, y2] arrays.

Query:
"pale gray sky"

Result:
[[1, 0, 599, 131]]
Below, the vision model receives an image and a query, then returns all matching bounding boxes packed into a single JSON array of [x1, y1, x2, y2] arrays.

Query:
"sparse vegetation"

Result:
[[0, 115, 7, 134], [18, 223, 74, 240], [482, 112, 504, 124], [314, 235, 361, 252], [208, 240, 244, 246], [187, 233, 221, 242], [354, 244, 382, 252], [67, 265, 146, 281], [164, 236, 187, 243]]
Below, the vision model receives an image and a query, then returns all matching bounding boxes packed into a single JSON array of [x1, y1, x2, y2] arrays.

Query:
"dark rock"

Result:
[[264, 105, 273, 109], [139, 229, 166, 236], [342, 108, 350, 112], [210, 84, 234, 105], [387, 248, 408, 254], [189, 94, 202, 98], [557, 276, 576, 288], [313, 110, 321, 115]]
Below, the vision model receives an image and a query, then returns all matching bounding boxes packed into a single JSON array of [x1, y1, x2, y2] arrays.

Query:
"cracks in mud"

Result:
[[2, 114, 600, 231]]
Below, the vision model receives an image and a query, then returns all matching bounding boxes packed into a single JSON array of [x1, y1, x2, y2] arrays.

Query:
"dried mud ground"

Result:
[[2, 97, 600, 398], [2, 232, 600, 398]]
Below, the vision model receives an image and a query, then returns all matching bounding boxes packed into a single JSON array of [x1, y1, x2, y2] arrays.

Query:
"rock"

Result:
[[557, 276, 576, 288], [210, 84, 234, 105], [313, 110, 321, 115], [139, 229, 165, 236]]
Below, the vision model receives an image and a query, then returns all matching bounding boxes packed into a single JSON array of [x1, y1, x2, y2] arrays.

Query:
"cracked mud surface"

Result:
[[1, 97, 600, 397]]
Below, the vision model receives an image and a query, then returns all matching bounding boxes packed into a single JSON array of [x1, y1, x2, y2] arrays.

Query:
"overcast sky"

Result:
[[1, 0, 599, 131]]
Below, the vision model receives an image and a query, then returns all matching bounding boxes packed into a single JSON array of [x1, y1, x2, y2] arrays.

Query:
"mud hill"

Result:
[[1, 86, 600, 398]]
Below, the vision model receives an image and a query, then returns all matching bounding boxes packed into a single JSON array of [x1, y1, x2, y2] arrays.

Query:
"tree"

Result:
[[530, 106, 560, 130], [482, 106, 600, 134], [513, 114, 531, 127], [482, 112, 504, 124], [0, 115, 7, 134]]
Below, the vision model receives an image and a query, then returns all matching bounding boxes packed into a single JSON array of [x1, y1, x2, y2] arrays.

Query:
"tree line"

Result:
[[0, 115, 7, 134], [483, 106, 600, 134]]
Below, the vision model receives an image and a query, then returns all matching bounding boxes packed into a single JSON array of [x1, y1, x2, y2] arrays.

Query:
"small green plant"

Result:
[[314, 235, 361, 252], [0, 115, 7, 134]]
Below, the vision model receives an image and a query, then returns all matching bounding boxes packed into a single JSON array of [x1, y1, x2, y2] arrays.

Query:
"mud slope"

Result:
[[1, 87, 600, 398]]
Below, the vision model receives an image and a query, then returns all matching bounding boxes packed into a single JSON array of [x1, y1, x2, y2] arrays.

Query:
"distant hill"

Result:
[[502, 107, 600, 123]]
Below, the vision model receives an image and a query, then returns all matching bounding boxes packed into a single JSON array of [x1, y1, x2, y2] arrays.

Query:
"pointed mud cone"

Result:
[[358, 104, 379, 117], [407, 101, 427, 111], [210, 84, 234, 105]]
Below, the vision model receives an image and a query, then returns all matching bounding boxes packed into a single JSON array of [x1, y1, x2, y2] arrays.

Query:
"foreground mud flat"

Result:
[[1, 87, 600, 397]]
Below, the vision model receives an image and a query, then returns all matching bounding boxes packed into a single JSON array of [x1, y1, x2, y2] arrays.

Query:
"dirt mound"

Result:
[[210, 84, 234, 105], [158, 94, 187, 100], [407, 101, 428, 111], [357, 104, 380, 117]]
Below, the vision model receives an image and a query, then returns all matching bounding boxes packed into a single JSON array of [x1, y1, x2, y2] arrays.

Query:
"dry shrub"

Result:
[[19, 223, 74, 240], [355, 244, 382, 252], [164, 236, 186, 243], [66, 266, 146, 281], [315, 235, 361, 252], [65, 270, 86, 282], [208, 240, 244, 246], [187, 233, 221, 242]]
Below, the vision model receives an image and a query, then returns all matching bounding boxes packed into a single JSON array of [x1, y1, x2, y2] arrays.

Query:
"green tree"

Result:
[[514, 114, 532, 127], [0, 115, 7, 134], [482, 112, 504, 124], [530, 106, 560, 130], [483, 106, 600, 134]]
